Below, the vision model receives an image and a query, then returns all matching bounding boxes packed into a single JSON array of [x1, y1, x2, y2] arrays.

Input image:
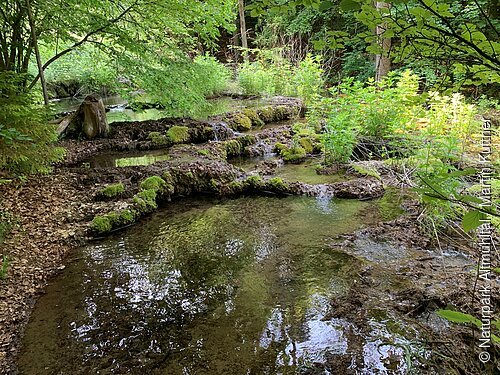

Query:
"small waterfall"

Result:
[[211, 121, 236, 141], [315, 184, 334, 214]]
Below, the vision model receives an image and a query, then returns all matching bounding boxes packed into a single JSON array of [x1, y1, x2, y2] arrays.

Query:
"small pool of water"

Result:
[[19, 196, 409, 374], [231, 156, 349, 185], [83, 149, 172, 168]]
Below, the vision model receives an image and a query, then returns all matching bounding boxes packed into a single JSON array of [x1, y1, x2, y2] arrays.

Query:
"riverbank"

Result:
[[0, 99, 497, 374]]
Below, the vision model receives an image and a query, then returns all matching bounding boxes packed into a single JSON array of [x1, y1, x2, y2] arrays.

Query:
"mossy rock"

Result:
[[282, 146, 307, 163], [257, 107, 276, 123], [274, 143, 288, 154], [229, 113, 252, 131], [140, 175, 166, 192], [166, 126, 190, 144], [133, 189, 158, 212], [266, 177, 288, 192], [90, 215, 113, 234], [148, 131, 169, 146], [225, 139, 244, 157], [298, 137, 314, 154], [98, 183, 125, 199], [244, 175, 264, 189], [242, 109, 264, 127]]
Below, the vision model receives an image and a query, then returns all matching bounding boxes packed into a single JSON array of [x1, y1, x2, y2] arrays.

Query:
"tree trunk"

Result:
[[25, 0, 49, 104], [238, 0, 249, 63], [58, 95, 109, 139], [375, 1, 391, 82]]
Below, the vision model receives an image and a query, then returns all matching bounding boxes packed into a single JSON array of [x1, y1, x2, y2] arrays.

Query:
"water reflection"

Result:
[[19, 196, 406, 374]]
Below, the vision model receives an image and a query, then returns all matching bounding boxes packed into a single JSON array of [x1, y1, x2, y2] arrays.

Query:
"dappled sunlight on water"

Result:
[[19, 196, 410, 374]]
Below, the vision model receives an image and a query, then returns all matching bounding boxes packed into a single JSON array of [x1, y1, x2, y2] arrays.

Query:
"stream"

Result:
[[18, 195, 412, 374]]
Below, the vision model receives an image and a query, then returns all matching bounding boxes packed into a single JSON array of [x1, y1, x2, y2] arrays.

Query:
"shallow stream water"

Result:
[[19, 196, 409, 374]]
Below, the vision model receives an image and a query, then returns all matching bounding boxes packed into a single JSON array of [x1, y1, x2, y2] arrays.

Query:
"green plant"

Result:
[[133, 189, 158, 211], [98, 183, 125, 198], [437, 309, 500, 344], [0, 72, 65, 176], [237, 50, 324, 103]]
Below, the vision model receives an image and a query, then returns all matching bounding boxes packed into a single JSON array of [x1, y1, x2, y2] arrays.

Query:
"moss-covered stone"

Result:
[[231, 113, 252, 131], [148, 131, 169, 146], [140, 175, 167, 192], [133, 189, 158, 212], [197, 149, 210, 156], [298, 137, 314, 154], [266, 177, 288, 191], [98, 183, 125, 199], [90, 215, 113, 233], [244, 175, 264, 189], [274, 143, 288, 154], [282, 146, 307, 163], [242, 109, 264, 127], [258, 107, 276, 123], [166, 126, 190, 144]]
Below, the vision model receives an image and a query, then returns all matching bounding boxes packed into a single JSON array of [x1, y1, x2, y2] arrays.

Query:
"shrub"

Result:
[[0, 72, 65, 176], [237, 50, 324, 103]]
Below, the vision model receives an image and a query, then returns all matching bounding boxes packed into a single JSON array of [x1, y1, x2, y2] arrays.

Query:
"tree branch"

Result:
[[27, 1, 138, 89]]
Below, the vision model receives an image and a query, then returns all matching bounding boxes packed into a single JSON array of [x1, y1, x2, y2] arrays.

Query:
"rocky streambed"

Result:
[[0, 97, 498, 374]]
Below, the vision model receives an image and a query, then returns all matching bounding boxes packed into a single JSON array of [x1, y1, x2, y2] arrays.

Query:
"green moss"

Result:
[[229, 180, 243, 193], [274, 143, 288, 154], [258, 107, 276, 123], [225, 139, 244, 157], [98, 183, 125, 198], [282, 146, 307, 163], [267, 177, 287, 191], [140, 175, 167, 192], [231, 113, 252, 131], [244, 175, 264, 189], [90, 215, 112, 233], [298, 137, 314, 154], [166, 126, 190, 144], [242, 109, 264, 127], [197, 149, 210, 156], [148, 131, 169, 146], [133, 189, 158, 211], [118, 209, 136, 224]]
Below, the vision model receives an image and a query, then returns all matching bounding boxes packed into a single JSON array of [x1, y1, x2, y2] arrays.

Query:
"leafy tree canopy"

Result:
[[248, 0, 500, 85]]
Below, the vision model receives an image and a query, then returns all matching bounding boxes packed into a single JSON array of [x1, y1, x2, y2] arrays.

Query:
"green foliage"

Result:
[[244, 175, 264, 189], [34, 44, 119, 97], [437, 309, 500, 344], [238, 51, 324, 103], [0, 73, 65, 176], [351, 163, 382, 181], [166, 126, 190, 144], [98, 183, 125, 198], [267, 177, 287, 191]]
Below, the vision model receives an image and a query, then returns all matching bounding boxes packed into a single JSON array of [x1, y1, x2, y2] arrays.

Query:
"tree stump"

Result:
[[57, 95, 110, 139]]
